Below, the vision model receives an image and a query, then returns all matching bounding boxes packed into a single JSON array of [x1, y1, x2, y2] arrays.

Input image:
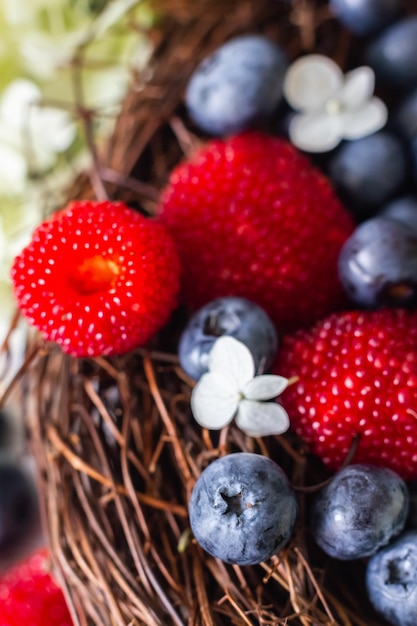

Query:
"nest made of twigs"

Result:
[[5, 1, 411, 624]]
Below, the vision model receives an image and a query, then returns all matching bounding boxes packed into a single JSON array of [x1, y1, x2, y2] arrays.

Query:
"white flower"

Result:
[[0, 79, 76, 167], [191, 337, 290, 437], [283, 54, 388, 153], [0, 79, 76, 194], [0, 143, 28, 194]]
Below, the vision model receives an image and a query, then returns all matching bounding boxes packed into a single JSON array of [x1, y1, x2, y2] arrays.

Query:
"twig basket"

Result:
[[11, 1, 403, 624]]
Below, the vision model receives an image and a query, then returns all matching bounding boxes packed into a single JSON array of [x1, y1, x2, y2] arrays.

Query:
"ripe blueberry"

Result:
[[178, 296, 278, 381], [311, 464, 409, 560], [338, 216, 417, 308], [380, 195, 417, 232], [189, 453, 297, 565], [329, 0, 402, 36], [366, 16, 417, 87], [394, 88, 417, 141], [328, 132, 407, 216], [366, 530, 417, 626], [185, 35, 288, 136]]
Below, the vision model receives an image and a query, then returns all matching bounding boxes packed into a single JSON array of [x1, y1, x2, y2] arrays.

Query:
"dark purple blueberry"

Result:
[[407, 489, 417, 529], [189, 453, 297, 565], [366, 531, 417, 626], [0, 461, 38, 555], [366, 16, 417, 87], [380, 196, 417, 232], [394, 88, 417, 141], [329, 0, 403, 35], [328, 132, 407, 215], [178, 297, 278, 381], [338, 216, 417, 308], [185, 35, 288, 136], [311, 464, 409, 560], [0, 409, 11, 450], [411, 135, 417, 185]]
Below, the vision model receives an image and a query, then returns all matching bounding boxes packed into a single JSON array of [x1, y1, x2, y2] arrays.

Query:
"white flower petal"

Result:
[[338, 66, 375, 109], [342, 97, 388, 141], [191, 372, 238, 430], [0, 144, 27, 194], [236, 400, 290, 437], [0, 79, 41, 130], [241, 375, 289, 401], [289, 111, 343, 153], [284, 54, 343, 112], [30, 107, 76, 153], [208, 336, 254, 388]]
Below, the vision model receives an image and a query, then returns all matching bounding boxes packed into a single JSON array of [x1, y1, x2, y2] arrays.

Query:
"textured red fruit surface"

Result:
[[11, 200, 180, 357], [276, 308, 417, 480], [158, 132, 354, 330], [0, 549, 73, 626]]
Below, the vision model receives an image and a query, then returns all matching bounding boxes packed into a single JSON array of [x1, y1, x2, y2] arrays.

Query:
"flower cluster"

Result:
[[191, 337, 291, 437], [283, 54, 387, 153]]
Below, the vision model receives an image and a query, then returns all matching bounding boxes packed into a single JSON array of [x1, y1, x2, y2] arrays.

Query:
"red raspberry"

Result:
[[0, 548, 73, 626], [11, 200, 180, 357], [158, 132, 354, 330], [275, 308, 417, 480]]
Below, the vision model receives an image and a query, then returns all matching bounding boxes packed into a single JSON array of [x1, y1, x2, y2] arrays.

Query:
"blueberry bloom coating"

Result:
[[407, 492, 417, 529], [311, 464, 409, 560], [328, 132, 407, 214], [330, 0, 402, 35], [366, 16, 417, 87], [179, 296, 278, 381], [380, 196, 417, 232], [185, 35, 288, 136], [189, 453, 297, 565], [394, 88, 417, 141], [411, 135, 417, 186], [366, 531, 417, 626], [338, 216, 417, 308]]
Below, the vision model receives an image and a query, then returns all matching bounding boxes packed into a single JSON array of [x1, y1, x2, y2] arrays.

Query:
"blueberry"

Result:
[[311, 464, 409, 560], [338, 216, 417, 308], [185, 35, 288, 136], [189, 453, 297, 565], [328, 132, 407, 215], [0, 461, 38, 555], [179, 297, 278, 381], [407, 489, 417, 529], [329, 0, 403, 36], [366, 530, 417, 626], [366, 16, 417, 87], [0, 410, 12, 450], [394, 88, 417, 141], [380, 196, 417, 232], [411, 135, 417, 185]]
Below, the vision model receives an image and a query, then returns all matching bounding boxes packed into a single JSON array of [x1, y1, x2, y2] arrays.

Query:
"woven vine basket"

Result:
[[6, 0, 415, 624]]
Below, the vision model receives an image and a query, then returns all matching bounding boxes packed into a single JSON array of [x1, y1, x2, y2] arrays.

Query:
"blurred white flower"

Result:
[[0, 144, 28, 194], [191, 337, 290, 437], [284, 54, 387, 153], [0, 79, 76, 192]]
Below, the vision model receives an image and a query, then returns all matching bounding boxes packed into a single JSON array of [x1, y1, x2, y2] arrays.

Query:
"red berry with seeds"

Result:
[[276, 308, 417, 480], [0, 548, 73, 626], [11, 200, 180, 357], [158, 132, 354, 330]]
